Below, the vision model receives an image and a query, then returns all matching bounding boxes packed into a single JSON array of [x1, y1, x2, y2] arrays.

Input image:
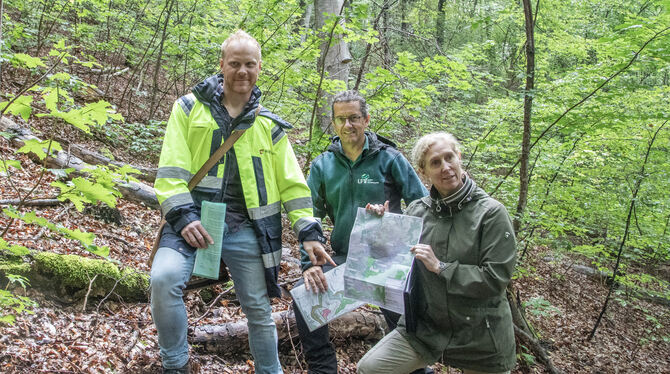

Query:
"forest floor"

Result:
[[1, 125, 669, 374]]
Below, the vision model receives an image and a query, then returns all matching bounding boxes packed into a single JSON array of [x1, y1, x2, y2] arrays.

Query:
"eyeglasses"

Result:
[[333, 115, 363, 126]]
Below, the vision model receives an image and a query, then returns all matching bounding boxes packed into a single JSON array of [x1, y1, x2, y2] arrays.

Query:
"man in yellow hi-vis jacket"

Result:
[[151, 30, 334, 374]]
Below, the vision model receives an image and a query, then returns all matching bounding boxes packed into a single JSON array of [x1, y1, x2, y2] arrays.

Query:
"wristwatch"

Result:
[[437, 261, 448, 274]]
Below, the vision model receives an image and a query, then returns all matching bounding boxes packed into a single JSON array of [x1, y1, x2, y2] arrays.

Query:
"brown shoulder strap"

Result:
[[186, 105, 261, 191]]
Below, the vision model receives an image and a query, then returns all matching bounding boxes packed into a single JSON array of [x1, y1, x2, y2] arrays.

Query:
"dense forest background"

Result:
[[0, 0, 668, 372]]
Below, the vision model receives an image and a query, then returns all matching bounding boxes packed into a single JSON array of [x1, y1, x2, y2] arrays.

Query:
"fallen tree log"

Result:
[[63, 142, 156, 183], [0, 116, 159, 209], [543, 257, 670, 307], [0, 198, 62, 206], [192, 309, 387, 354], [0, 251, 150, 304]]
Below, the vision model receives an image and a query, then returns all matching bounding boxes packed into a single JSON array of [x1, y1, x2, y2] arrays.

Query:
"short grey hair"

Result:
[[332, 90, 368, 118], [411, 132, 461, 171], [221, 30, 261, 61]]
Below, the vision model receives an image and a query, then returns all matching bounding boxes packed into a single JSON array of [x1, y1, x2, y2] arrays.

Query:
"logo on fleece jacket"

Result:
[[357, 173, 380, 184]]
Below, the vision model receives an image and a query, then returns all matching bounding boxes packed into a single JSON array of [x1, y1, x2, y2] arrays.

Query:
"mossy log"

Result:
[[192, 309, 387, 354], [0, 251, 149, 303]]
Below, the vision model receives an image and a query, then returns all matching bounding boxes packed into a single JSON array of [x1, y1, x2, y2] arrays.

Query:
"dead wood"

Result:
[[543, 257, 670, 307], [63, 142, 156, 182], [0, 250, 150, 304], [0, 198, 62, 206], [192, 309, 387, 354], [0, 116, 159, 209]]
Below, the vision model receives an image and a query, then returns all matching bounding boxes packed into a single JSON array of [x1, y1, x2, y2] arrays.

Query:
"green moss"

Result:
[[33, 252, 149, 299], [0, 260, 31, 276]]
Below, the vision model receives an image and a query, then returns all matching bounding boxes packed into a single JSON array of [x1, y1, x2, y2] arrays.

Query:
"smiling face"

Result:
[[220, 40, 261, 97], [420, 138, 464, 197], [332, 101, 370, 151]]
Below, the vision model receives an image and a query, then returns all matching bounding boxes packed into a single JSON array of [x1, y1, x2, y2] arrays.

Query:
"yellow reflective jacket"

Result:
[[154, 75, 322, 297]]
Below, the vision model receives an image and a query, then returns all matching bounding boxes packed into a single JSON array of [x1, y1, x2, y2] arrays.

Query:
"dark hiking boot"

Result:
[[162, 361, 190, 374]]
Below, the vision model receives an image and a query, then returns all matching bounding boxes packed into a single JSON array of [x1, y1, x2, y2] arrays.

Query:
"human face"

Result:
[[421, 139, 464, 198], [220, 40, 261, 97], [332, 101, 369, 150]]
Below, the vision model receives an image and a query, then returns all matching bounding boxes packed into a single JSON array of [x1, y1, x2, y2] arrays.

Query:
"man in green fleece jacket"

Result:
[[294, 90, 429, 373]]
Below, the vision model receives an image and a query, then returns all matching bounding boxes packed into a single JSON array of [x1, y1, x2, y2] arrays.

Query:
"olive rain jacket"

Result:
[[400, 176, 517, 372], [302, 132, 427, 270], [154, 74, 323, 297]]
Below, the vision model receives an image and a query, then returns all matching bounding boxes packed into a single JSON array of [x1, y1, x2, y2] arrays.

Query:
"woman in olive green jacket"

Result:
[[359, 132, 517, 374]]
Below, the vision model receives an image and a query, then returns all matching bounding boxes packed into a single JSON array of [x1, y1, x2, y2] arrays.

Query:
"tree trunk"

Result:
[[192, 309, 387, 353], [314, 0, 352, 133], [0, 116, 159, 209], [148, 0, 175, 119], [514, 0, 535, 233], [400, 0, 409, 33], [436, 0, 446, 47]]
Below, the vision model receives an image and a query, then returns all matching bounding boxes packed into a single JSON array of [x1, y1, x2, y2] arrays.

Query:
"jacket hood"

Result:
[[327, 131, 396, 156], [420, 175, 486, 217]]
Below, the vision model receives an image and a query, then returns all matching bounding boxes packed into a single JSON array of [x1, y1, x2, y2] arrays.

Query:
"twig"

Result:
[[82, 274, 99, 312], [95, 273, 133, 313], [286, 305, 304, 372], [193, 285, 234, 324], [99, 232, 132, 247]]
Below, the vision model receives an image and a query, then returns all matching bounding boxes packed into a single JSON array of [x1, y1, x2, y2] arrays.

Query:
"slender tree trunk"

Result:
[[400, 0, 409, 33], [314, 0, 351, 133], [381, 5, 391, 69], [513, 0, 535, 233], [0, 0, 4, 88], [436, 0, 446, 47], [149, 0, 175, 119], [300, 1, 313, 43]]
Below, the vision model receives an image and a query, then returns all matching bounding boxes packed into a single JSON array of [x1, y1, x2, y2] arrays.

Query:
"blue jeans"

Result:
[[150, 224, 283, 373]]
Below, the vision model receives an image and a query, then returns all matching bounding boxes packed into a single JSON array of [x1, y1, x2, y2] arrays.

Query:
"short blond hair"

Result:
[[411, 132, 461, 171], [221, 30, 261, 60]]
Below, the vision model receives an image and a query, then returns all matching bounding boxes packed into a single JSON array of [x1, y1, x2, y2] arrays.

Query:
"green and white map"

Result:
[[343, 208, 423, 313], [290, 265, 364, 331]]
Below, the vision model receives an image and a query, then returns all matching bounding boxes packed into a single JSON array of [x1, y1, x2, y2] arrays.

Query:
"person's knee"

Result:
[[241, 297, 273, 326], [150, 265, 184, 298], [357, 357, 373, 374]]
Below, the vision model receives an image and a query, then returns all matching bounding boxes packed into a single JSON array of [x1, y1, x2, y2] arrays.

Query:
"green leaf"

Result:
[[49, 72, 72, 82], [0, 238, 30, 256], [11, 53, 46, 69], [0, 159, 22, 175], [81, 100, 124, 127], [0, 315, 16, 325], [0, 95, 34, 121], [16, 139, 62, 160], [71, 177, 118, 208], [2, 208, 108, 257]]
